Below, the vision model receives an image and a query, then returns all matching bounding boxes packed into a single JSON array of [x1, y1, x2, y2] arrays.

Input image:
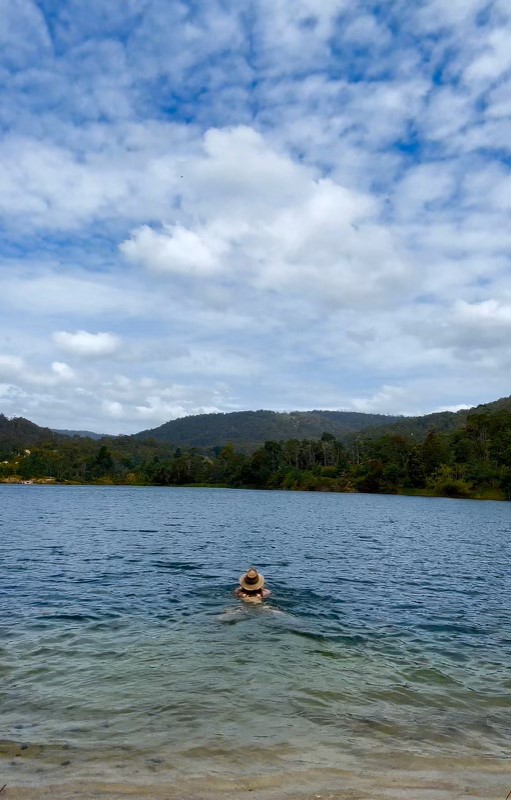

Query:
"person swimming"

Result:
[[234, 567, 271, 603]]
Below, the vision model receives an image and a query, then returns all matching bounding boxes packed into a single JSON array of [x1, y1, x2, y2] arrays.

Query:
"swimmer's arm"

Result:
[[262, 588, 271, 598]]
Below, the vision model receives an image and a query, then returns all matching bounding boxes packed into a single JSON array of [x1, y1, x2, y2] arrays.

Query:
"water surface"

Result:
[[1, 486, 510, 798]]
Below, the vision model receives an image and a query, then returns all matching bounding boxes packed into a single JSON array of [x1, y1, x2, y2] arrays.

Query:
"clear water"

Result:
[[1, 486, 510, 799]]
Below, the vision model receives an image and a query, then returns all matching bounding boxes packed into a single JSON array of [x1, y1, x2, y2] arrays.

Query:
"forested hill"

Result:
[[0, 414, 63, 453], [132, 397, 511, 449], [54, 429, 105, 440], [354, 395, 511, 441], [3, 395, 510, 455], [133, 409, 402, 449]]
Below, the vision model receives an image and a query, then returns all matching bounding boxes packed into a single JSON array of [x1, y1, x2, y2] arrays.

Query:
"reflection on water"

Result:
[[1, 486, 510, 798]]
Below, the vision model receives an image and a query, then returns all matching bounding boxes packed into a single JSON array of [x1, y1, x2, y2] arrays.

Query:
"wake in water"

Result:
[[217, 603, 287, 624]]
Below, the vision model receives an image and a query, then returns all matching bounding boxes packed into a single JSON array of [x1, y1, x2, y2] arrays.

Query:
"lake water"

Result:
[[1, 486, 510, 800]]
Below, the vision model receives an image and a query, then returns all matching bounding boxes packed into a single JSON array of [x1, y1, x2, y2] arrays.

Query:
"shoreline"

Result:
[[3, 753, 511, 800], [0, 478, 506, 501]]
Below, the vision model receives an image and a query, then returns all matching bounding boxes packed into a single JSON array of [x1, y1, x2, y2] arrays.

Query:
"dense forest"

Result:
[[133, 408, 404, 449], [1, 409, 510, 500], [134, 397, 511, 448]]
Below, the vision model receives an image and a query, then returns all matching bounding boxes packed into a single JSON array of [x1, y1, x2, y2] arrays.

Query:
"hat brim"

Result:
[[239, 572, 265, 591]]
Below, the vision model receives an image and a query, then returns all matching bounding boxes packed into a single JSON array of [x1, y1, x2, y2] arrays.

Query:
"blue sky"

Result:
[[0, 0, 510, 433]]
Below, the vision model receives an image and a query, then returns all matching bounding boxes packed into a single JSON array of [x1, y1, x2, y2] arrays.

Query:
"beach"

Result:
[[3, 746, 511, 800]]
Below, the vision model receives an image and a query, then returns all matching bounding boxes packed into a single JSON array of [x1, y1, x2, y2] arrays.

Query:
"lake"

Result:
[[1, 485, 510, 799]]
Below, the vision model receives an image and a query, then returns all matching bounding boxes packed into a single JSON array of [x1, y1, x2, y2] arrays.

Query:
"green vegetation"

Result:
[[0, 414, 60, 450], [133, 409, 404, 449], [1, 409, 510, 501], [349, 394, 511, 441]]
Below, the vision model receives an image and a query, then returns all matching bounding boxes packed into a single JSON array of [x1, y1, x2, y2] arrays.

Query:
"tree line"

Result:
[[1, 409, 510, 500]]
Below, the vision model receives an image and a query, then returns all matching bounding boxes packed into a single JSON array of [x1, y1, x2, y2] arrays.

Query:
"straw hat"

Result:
[[239, 567, 265, 592]]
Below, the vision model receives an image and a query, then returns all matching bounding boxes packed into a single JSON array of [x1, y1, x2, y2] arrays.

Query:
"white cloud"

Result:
[[53, 330, 122, 359], [463, 29, 511, 86], [395, 163, 456, 220], [409, 297, 509, 365], [121, 224, 227, 276], [342, 14, 391, 46], [255, 0, 348, 77], [0, 350, 241, 432], [436, 404, 471, 413], [51, 361, 75, 381], [135, 397, 222, 420], [351, 385, 408, 414], [435, 299, 511, 351], [420, 86, 475, 145], [0, 124, 200, 232], [414, 0, 490, 31], [486, 78, 511, 120], [121, 126, 411, 308], [102, 400, 124, 418], [0, 354, 78, 392]]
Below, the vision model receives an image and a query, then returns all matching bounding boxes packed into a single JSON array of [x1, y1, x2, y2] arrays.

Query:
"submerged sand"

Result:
[[2, 748, 511, 800]]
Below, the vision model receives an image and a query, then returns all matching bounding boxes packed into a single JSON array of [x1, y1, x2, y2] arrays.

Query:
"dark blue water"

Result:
[[1, 486, 510, 798]]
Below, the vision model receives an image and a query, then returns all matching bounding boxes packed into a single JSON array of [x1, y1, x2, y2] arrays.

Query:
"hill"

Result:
[[3, 395, 510, 456], [354, 395, 511, 441], [133, 409, 402, 449], [0, 414, 63, 456], [53, 429, 106, 440]]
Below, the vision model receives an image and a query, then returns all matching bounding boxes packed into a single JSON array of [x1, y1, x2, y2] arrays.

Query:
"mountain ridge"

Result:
[[53, 429, 107, 440], [0, 414, 64, 454], [132, 409, 403, 449], [2, 394, 510, 453], [353, 395, 511, 441]]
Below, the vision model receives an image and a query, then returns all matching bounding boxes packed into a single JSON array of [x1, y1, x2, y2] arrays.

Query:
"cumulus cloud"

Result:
[[0, 134, 183, 232], [51, 361, 76, 381], [53, 330, 122, 359], [121, 126, 410, 308], [121, 224, 227, 277], [102, 400, 124, 418], [0, 354, 78, 393]]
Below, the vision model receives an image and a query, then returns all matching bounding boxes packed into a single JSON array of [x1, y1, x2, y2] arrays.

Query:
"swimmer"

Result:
[[234, 567, 271, 603]]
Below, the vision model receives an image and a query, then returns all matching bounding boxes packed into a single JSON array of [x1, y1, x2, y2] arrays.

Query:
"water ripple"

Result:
[[1, 485, 510, 785]]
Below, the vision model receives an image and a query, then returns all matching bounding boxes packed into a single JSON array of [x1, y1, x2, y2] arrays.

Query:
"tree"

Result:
[[406, 446, 426, 487], [422, 431, 450, 475], [427, 465, 472, 498], [89, 445, 114, 480]]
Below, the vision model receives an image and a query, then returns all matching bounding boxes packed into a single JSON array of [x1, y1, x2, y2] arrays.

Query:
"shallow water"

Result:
[[1, 486, 510, 798]]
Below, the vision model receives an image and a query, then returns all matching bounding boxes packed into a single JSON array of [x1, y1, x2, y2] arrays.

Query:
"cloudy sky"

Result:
[[0, 0, 510, 434]]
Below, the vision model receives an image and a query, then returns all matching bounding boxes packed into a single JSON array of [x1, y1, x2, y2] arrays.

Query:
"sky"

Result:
[[0, 0, 510, 434]]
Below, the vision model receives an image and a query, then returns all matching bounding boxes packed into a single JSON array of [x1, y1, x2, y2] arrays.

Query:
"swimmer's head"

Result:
[[239, 567, 265, 592]]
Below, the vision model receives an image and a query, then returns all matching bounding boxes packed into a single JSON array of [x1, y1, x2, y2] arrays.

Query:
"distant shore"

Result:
[[0, 477, 506, 501]]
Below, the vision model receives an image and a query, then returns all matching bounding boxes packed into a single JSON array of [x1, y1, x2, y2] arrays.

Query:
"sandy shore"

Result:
[[2, 753, 511, 800]]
